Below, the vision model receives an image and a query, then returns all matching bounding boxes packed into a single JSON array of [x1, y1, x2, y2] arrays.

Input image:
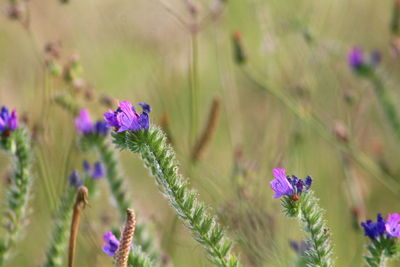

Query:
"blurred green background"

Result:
[[1, 0, 400, 266]]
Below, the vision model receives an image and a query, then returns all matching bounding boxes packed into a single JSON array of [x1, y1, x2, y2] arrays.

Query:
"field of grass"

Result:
[[1, 0, 400, 266]]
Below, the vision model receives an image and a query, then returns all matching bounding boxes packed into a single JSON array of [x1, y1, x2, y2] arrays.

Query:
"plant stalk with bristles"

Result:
[[281, 191, 334, 267], [116, 209, 136, 267], [112, 126, 239, 267], [56, 100, 160, 261], [68, 186, 89, 267], [42, 186, 77, 267], [0, 128, 34, 265]]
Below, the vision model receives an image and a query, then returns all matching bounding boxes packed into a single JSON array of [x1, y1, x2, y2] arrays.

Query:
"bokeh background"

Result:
[[0, 0, 400, 266]]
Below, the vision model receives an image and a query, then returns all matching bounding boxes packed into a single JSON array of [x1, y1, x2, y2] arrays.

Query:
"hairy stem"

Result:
[[43, 187, 76, 267], [94, 138, 159, 260], [282, 191, 333, 267], [113, 127, 239, 267], [365, 240, 386, 267], [0, 128, 34, 265]]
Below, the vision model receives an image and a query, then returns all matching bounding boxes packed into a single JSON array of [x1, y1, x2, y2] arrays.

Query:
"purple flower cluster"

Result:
[[347, 47, 381, 71], [102, 232, 120, 257], [75, 109, 109, 136], [83, 160, 106, 179], [270, 168, 312, 199], [104, 101, 151, 132], [68, 160, 105, 187], [0, 106, 18, 135], [361, 213, 400, 240]]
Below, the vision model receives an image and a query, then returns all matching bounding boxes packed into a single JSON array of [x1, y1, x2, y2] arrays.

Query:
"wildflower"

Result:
[[270, 168, 293, 199], [75, 110, 93, 134], [75, 109, 109, 136], [102, 232, 120, 257], [348, 47, 365, 70], [82, 160, 105, 179], [104, 101, 151, 132], [270, 168, 312, 199], [385, 213, 400, 238], [360, 213, 386, 240], [92, 162, 105, 179], [69, 170, 83, 188], [0, 106, 19, 135]]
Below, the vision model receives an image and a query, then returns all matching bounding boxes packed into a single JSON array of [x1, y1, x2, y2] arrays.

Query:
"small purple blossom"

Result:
[[0, 106, 19, 133], [385, 213, 400, 238], [92, 162, 105, 179], [102, 232, 120, 257], [270, 169, 313, 199], [75, 109, 109, 136], [361, 213, 386, 240], [348, 47, 364, 70], [104, 101, 151, 132], [82, 160, 105, 179], [289, 240, 312, 256], [75, 109, 94, 134], [68, 170, 83, 187], [270, 168, 293, 199]]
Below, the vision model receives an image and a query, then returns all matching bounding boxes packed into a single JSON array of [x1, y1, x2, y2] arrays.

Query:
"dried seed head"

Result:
[[115, 209, 136, 267], [192, 98, 221, 161]]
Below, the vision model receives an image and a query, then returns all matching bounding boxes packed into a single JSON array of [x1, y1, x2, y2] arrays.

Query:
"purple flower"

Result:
[[270, 169, 313, 199], [69, 170, 83, 187], [361, 213, 386, 240], [348, 47, 364, 70], [95, 121, 109, 136], [104, 101, 151, 132], [82, 160, 106, 179], [0, 106, 19, 132], [385, 213, 400, 238], [92, 162, 105, 179], [370, 50, 381, 67], [75, 109, 109, 136], [75, 109, 94, 134], [270, 168, 293, 198], [102, 232, 120, 257]]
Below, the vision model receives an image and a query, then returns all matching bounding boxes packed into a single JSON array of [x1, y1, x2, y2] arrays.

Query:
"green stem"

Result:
[[113, 127, 239, 267], [364, 240, 386, 267], [369, 73, 400, 143], [282, 191, 333, 267], [189, 32, 199, 148], [43, 187, 76, 267], [95, 138, 159, 260], [0, 128, 34, 265]]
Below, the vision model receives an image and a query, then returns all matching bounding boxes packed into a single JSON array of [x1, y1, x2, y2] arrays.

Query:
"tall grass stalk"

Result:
[[239, 66, 400, 195], [112, 126, 239, 267], [0, 128, 34, 265]]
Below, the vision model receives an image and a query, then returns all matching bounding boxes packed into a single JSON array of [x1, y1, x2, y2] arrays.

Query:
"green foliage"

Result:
[[112, 126, 239, 267], [128, 245, 154, 267], [0, 128, 34, 265], [363, 235, 399, 267], [82, 135, 160, 260], [42, 187, 76, 267], [281, 191, 334, 267]]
